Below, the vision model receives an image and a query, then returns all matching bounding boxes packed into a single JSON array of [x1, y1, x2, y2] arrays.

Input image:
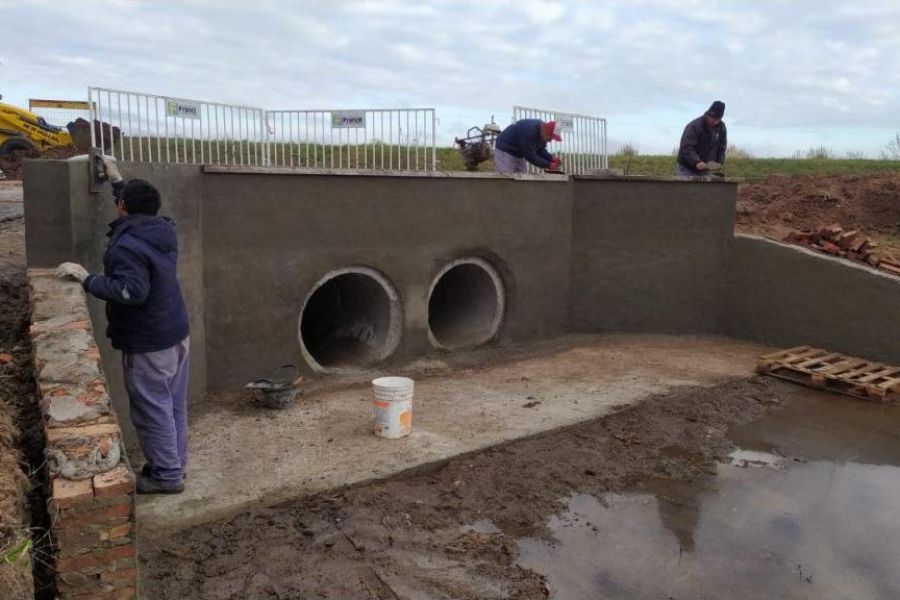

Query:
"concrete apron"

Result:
[[137, 334, 772, 534]]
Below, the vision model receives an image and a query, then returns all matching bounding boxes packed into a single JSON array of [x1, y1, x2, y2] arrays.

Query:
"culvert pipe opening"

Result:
[[299, 268, 401, 371], [428, 258, 506, 350]]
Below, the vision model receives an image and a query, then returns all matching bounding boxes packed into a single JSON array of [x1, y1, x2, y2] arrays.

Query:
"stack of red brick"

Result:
[[28, 269, 136, 599], [784, 224, 900, 277], [51, 466, 136, 599]]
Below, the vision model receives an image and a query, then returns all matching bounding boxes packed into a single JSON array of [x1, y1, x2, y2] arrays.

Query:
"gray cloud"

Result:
[[1, 0, 898, 155]]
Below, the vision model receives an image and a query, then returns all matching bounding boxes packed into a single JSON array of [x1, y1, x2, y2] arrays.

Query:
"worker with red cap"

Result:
[[494, 119, 563, 174]]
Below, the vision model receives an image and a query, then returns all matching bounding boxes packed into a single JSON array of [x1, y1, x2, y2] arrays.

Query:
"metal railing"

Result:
[[512, 106, 608, 174], [88, 87, 436, 171], [265, 108, 436, 171], [88, 87, 268, 166]]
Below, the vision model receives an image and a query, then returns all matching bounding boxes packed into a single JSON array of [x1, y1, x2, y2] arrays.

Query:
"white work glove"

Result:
[[101, 155, 123, 183], [55, 262, 89, 283]]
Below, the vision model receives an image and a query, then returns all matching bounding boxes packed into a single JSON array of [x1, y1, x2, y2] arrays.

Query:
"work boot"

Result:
[[136, 472, 184, 495], [142, 463, 187, 480]]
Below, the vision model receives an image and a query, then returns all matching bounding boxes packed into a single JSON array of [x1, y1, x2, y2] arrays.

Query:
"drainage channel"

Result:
[[428, 258, 505, 350], [299, 267, 402, 372]]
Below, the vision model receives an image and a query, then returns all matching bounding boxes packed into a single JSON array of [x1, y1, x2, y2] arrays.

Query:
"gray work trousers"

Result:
[[123, 336, 190, 485]]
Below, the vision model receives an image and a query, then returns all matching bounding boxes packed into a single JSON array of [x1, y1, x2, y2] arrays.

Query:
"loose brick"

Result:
[[46, 423, 121, 444], [56, 543, 135, 573], [57, 571, 97, 589], [62, 502, 132, 526], [55, 526, 99, 557], [99, 568, 136, 583], [93, 464, 133, 498], [105, 522, 133, 540], [51, 477, 94, 508]]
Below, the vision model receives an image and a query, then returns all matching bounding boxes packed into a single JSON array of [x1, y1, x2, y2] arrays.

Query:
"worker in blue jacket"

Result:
[[494, 119, 563, 173], [55, 158, 190, 495]]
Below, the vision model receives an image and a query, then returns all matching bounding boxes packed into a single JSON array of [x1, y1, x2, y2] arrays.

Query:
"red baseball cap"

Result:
[[545, 121, 563, 142]]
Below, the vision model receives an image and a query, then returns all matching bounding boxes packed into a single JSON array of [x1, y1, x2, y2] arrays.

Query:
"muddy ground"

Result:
[[139, 377, 789, 599], [736, 173, 900, 253]]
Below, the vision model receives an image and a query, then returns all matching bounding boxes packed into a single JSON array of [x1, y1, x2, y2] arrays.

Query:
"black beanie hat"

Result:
[[707, 100, 725, 118]]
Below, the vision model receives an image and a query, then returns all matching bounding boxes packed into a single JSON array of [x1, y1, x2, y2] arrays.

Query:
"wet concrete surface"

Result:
[[516, 387, 900, 600], [138, 335, 769, 533]]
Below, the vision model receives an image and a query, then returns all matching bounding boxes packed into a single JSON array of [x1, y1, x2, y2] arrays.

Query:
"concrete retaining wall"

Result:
[[725, 235, 900, 364], [22, 159, 900, 406], [201, 170, 572, 388], [570, 176, 736, 334]]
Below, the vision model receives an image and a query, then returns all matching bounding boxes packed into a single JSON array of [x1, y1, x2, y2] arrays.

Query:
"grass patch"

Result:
[[608, 155, 900, 179], [100, 136, 900, 179]]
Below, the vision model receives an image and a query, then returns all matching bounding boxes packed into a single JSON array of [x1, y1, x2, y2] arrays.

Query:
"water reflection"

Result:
[[517, 389, 900, 599]]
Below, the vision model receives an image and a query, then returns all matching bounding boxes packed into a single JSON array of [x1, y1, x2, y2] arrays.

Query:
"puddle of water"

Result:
[[517, 388, 900, 600], [462, 518, 502, 534]]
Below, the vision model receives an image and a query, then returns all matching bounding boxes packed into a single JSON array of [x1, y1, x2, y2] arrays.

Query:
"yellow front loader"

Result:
[[0, 101, 76, 155]]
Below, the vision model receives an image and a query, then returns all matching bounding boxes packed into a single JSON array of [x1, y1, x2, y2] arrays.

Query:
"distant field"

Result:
[[606, 155, 900, 179], [436, 147, 900, 178], [101, 136, 900, 178]]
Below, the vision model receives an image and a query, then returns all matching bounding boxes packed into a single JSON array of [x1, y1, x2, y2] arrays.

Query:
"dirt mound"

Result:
[[736, 173, 900, 239], [0, 146, 80, 181]]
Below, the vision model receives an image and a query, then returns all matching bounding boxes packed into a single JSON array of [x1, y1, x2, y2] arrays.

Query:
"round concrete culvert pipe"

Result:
[[298, 267, 402, 372], [428, 257, 506, 350]]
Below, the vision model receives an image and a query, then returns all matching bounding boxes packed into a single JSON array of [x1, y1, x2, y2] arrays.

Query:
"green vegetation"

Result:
[[106, 135, 900, 179], [608, 155, 900, 179]]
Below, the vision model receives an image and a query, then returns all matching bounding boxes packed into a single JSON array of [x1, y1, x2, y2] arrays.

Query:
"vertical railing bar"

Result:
[[145, 95, 152, 162], [120, 94, 129, 161], [106, 91, 116, 158], [88, 88, 97, 152], [290, 112, 296, 167], [155, 99, 161, 162], [91, 89, 105, 154], [164, 101, 170, 163], [214, 106, 220, 164], [230, 107, 235, 165], [135, 93, 143, 162]]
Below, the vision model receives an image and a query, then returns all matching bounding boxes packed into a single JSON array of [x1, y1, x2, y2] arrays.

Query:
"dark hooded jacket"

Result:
[[83, 214, 189, 353], [678, 116, 727, 171], [496, 119, 554, 169]]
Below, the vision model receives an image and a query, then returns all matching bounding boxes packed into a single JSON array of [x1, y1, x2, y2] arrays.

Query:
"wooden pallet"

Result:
[[757, 346, 900, 403]]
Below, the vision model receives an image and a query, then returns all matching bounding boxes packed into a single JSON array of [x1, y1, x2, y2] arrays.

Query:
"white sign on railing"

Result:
[[331, 110, 366, 129], [165, 99, 201, 120], [554, 113, 575, 133]]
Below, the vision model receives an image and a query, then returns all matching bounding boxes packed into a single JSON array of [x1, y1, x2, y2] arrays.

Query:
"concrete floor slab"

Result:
[[137, 335, 772, 534]]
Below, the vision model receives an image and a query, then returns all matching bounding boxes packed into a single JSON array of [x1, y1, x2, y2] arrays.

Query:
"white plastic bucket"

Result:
[[372, 376, 414, 439]]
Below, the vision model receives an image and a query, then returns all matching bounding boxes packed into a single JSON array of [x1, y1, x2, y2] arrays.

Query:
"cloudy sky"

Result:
[[1, 0, 898, 157]]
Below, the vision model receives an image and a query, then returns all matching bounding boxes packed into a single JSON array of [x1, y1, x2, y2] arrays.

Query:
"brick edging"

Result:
[[28, 269, 137, 600]]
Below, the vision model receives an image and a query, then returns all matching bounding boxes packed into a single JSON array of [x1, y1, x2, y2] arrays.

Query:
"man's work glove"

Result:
[[549, 156, 562, 172], [55, 262, 89, 283], [101, 155, 124, 183]]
